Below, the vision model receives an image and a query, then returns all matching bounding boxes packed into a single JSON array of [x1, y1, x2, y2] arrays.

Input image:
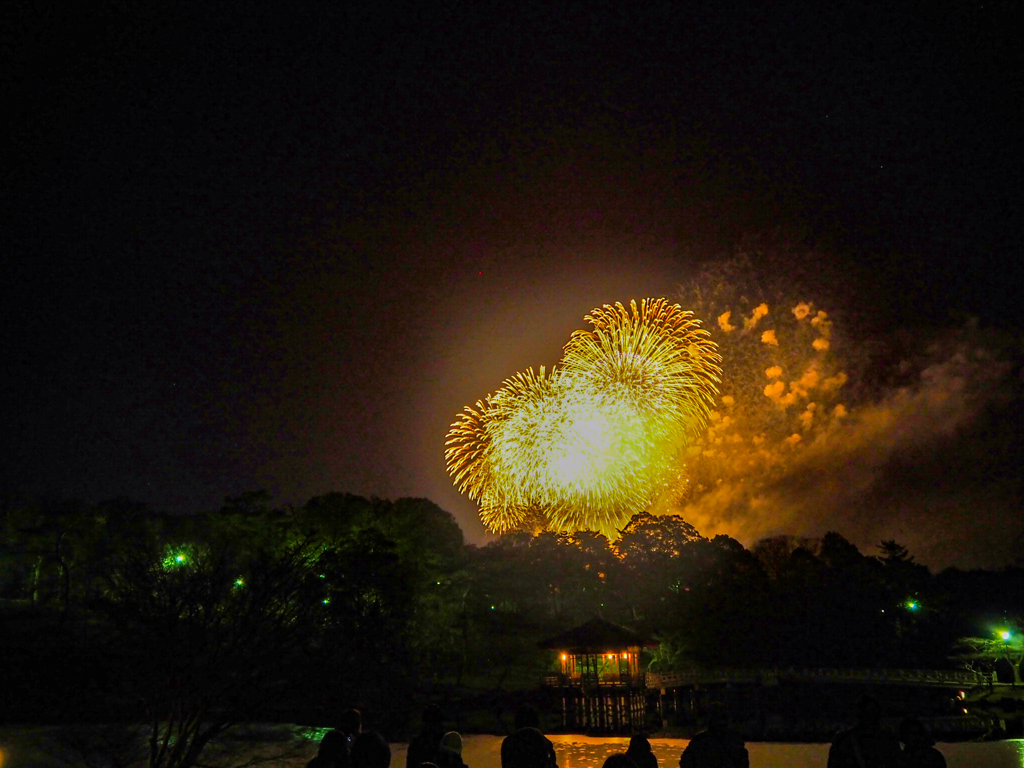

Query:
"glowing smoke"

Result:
[[671, 260, 1024, 568]]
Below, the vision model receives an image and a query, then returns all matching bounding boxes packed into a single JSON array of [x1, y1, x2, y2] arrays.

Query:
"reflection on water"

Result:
[[390, 735, 1024, 768], [437, 736, 830, 768]]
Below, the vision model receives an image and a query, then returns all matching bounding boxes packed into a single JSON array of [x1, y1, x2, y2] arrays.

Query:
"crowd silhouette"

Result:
[[307, 699, 946, 768]]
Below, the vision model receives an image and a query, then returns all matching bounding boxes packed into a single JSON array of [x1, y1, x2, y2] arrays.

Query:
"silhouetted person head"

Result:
[[440, 732, 462, 755], [855, 695, 882, 732], [513, 705, 541, 731], [899, 717, 935, 749], [602, 754, 639, 768], [318, 730, 349, 761], [628, 736, 651, 752], [407, 705, 446, 768], [828, 695, 900, 768], [434, 731, 465, 768], [422, 704, 445, 729], [501, 727, 557, 768], [625, 735, 657, 768], [340, 709, 363, 738], [626, 735, 655, 759], [351, 730, 391, 768]]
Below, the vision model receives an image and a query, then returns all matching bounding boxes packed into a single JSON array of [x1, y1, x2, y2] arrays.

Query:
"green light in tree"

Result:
[[1000, 630, 1012, 641], [234, 578, 245, 589], [161, 546, 192, 570], [905, 600, 919, 611], [301, 727, 331, 742]]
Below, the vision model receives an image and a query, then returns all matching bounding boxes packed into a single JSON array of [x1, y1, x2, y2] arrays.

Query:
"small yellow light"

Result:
[[561, 654, 567, 660]]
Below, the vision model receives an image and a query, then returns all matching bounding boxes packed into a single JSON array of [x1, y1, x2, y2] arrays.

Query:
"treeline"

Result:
[[468, 514, 1023, 674], [2, 493, 1022, 734]]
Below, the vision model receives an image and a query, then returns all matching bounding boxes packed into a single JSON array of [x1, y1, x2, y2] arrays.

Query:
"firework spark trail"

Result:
[[445, 299, 721, 535]]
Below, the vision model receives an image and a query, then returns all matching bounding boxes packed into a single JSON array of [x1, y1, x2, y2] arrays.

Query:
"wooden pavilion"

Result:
[[539, 617, 656, 733]]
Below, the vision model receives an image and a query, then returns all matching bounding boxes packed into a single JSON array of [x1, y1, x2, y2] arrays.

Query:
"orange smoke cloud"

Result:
[[664, 323, 1021, 568]]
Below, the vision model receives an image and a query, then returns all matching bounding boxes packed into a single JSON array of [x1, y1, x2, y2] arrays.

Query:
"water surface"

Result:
[[3, 728, 1022, 768], [413, 734, 1024, 768]]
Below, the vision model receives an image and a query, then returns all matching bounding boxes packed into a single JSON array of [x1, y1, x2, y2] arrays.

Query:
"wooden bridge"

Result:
[[646, 667, 991, 690]]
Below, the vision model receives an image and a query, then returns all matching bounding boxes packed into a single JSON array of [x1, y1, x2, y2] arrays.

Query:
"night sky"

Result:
[[5, 2, 1022, 568]]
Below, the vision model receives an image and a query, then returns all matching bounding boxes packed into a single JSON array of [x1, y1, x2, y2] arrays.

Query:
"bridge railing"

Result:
[[646, 668, 991, 689]]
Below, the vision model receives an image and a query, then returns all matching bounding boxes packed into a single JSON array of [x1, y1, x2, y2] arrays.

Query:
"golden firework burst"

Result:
[[445, 299, 721, 536]]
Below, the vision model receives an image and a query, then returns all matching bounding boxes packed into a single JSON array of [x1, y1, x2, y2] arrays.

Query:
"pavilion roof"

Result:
[[538, 617, 656, 652]]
